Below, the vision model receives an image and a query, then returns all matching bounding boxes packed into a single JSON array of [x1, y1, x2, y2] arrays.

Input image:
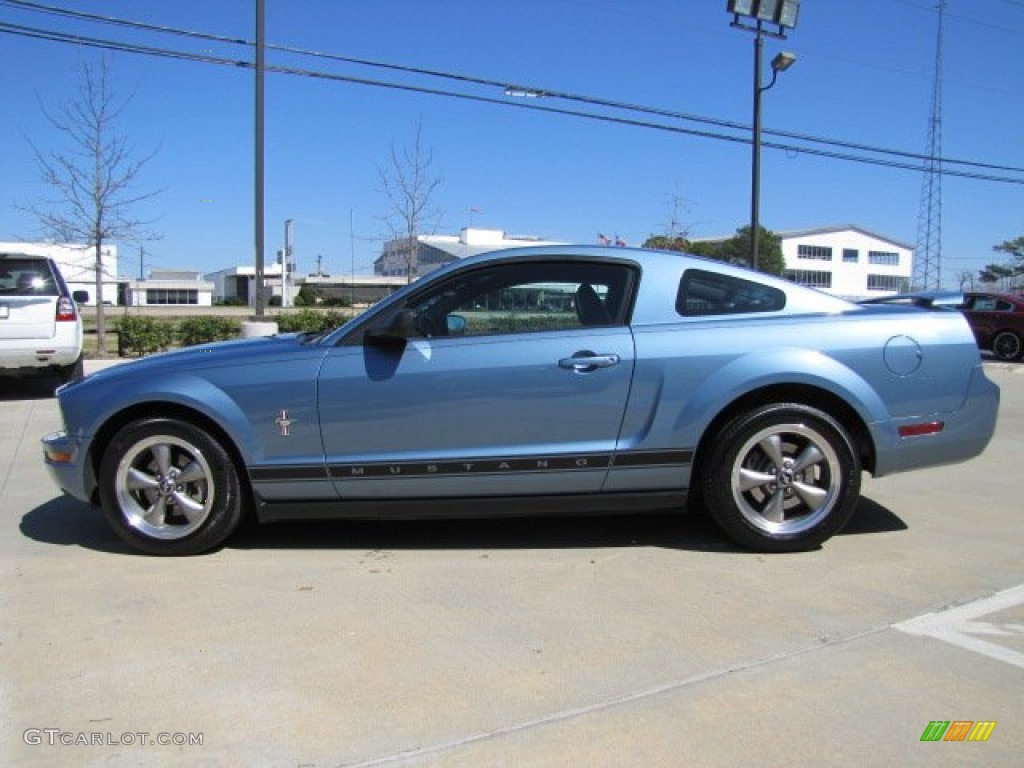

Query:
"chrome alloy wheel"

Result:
[[729, 422, 842, 536], [113, 434, 215, 540]]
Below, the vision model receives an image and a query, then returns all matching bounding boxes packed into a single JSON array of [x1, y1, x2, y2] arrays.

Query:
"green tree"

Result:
[[979, 263, 1014, 289], [978, 236, 1024, 290], [642, 235, 690, 252], [991, 236, 1024, 290], [723, 226, 785, 275], [993, 236, 1024, 262], [649, 226, 785, 275], [296, 283, 322, 306]]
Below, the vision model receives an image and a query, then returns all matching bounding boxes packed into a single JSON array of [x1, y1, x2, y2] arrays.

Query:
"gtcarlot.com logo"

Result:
[[23, 729, 203, 747], [920, 721, 997, 742]]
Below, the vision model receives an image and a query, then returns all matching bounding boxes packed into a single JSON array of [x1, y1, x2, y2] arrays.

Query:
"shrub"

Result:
[[276, 308, 349, 334], [320, 296, 353, 308], [117, 316, 175, 357], [178, 316, 241, 347]]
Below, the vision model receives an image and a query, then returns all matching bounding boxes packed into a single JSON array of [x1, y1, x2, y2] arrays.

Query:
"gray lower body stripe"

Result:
[[250, 449, 693, 483]]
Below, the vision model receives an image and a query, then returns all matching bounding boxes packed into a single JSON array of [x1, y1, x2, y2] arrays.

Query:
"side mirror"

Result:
[[446, 314, 467, 336], [72, 290, 89, 303], [364, 308, 415, 347]]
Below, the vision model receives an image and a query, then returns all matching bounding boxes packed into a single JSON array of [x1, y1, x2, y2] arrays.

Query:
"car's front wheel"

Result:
[[702, 403, 861, 552], [98, 418, 244, 555], [992, 330, 1023, 362]]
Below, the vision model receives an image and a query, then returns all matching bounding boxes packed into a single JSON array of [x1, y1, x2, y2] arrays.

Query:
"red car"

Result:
[[962, 291, 1024, 361]]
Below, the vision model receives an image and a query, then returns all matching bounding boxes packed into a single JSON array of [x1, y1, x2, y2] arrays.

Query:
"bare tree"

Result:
[[378, 121, 443, 282], [23, 56, 161, 355]]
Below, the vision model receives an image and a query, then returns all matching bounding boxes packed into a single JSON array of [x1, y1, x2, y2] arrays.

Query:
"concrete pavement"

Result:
[[1, 361, 1021, 766]]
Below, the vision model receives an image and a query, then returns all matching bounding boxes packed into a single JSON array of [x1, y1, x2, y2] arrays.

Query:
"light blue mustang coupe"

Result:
[[43, 246, 999, 555]]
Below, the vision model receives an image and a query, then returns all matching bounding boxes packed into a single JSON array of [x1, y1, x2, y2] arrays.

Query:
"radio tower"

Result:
[[913, 1, 946, 290]]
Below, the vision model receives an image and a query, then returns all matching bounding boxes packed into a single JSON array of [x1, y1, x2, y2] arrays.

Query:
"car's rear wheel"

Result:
[[702, 403, 861, 552], [992, 330, 1022, 362], [98, 418, 244, 555]]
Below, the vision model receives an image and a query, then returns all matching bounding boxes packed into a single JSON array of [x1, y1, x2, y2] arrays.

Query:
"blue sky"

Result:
[[1, 0, 1022, 285]]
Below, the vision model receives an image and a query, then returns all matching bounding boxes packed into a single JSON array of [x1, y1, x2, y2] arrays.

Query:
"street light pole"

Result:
[[752, 46, 796, 271], [727, 1, 800, 271], [751, 32, 765, 272]]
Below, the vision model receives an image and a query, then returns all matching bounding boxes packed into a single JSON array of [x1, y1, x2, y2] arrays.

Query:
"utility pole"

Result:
[[349, 208, 356, 306], [253, 0, 265, 316], [283, 218, 294, 307]]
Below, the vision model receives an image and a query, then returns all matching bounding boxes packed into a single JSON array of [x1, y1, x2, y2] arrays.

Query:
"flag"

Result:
[[614, 234, 627, 247], [598, 233, 611, 246]]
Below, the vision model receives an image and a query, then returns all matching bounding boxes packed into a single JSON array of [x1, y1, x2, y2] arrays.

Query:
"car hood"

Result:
[[64, 333, 321, 390]]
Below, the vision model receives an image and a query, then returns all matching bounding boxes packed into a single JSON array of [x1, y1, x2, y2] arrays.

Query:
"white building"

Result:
[[124, 269, 214, 307], [778, 225, 913, 300], [375, 228, 567, 279], [205, 263, 289, 305], [691, 225, 913, 300], [0, 241, 118, 305]]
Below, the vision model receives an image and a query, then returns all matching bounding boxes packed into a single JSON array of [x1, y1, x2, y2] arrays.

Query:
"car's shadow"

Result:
[[0, 374, 62, 401], [20, 496, 128, 554], [20, 495, 907, 556]]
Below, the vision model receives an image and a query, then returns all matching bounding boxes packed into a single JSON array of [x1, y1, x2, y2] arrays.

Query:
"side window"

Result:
[[676, 269, 786, 317], [970, 296, 998, 312], [406, 261, 634, 338]]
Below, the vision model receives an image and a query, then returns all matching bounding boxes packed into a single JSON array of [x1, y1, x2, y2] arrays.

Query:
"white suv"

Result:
[[0, 252, 87, 382]]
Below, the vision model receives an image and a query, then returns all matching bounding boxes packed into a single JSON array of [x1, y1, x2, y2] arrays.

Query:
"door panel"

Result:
[[318, 327, 635, 498]]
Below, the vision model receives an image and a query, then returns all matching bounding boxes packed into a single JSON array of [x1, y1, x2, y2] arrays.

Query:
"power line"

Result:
[[5, 0, 1021, 176], [1, 17, 1023, 186]]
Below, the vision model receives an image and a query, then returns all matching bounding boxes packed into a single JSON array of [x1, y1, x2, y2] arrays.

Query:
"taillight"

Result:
[[56, 296, 78, 322]]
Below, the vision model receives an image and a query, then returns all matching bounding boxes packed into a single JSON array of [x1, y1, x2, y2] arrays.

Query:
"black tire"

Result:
[[98, 418, 244, 555], [58, 355, 84, 384], [701, 403, 861, 552], [991, 330, 1023, 362]]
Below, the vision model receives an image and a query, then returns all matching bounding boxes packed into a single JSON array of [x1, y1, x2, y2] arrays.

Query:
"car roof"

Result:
[[452, 244, 782, 284]]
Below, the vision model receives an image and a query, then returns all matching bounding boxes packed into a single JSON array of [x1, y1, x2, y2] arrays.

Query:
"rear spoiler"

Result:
[[858, 291, 964, 310]]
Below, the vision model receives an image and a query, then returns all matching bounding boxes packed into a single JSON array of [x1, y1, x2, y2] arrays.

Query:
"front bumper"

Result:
[[42, 431, 94, 503]]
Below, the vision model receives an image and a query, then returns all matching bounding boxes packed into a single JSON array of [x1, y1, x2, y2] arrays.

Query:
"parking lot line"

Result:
[[895, 584, 1024, 669]]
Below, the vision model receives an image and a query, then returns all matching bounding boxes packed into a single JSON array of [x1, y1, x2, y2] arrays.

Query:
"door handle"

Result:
[[558, 352, 621, 372]]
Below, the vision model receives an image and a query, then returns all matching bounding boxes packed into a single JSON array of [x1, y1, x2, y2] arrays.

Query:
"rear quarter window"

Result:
[[676, 269, 786, 317]]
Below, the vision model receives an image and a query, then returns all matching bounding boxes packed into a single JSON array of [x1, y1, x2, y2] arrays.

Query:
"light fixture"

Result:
[[728, 0, 801, 34], [770, 51, 797, 73]]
